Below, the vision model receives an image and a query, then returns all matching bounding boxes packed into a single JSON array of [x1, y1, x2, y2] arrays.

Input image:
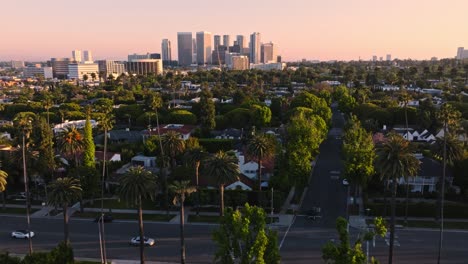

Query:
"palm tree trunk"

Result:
[[388, 179, 397, 264], [383, 176, 389, 218], [138, 196, 145, 264], [23, 134, 33, 254], [220, 184, 224, 217], [404, 182, 410, 226], [155, 108, 169, 214], [100, 127, 108, 263], [63, 204, 69, 245], [258, 159, 262, 206], [180, 200, 186, 264], [195, 162, 200, 216], [437, 132, 448, 264]]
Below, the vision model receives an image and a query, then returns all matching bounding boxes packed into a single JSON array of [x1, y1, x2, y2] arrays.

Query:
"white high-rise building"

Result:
[[372, 55, 377, 62], [386, 54, 392, 61], [83, 50, 93, 62], [161, 39, 172, 62], [196, 31, 212, 65], [10, 61, 24, 68], [261, 42, 276, 63], [456, 47, 468, 60], [249, 32, 261, 64], [72, 50, 82, 63], [68, 63, 99, 80]]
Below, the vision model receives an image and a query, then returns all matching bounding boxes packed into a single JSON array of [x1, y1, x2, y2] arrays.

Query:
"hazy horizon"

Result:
[[2, 0, 467, 62]]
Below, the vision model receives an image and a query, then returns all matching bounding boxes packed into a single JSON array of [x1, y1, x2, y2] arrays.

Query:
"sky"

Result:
[[1, 0, 468, 62]]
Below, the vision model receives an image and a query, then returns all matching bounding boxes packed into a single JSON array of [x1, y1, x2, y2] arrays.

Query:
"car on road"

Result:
[[94, 214, 114, 223], [305, 207, 322, 220], [129, 236, 155, 246], [342, 179, 349, 186], [7, 192, 27, 201], [11, 230, 35, 239]]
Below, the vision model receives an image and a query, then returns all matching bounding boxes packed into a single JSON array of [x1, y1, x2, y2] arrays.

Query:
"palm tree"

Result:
[[375, 133, 420, 264], [13, 112, 34, 254], [169, 180, 196, 264], [57, 125, 84, 167], [203, 151, 239, 216], [0, 167, 8, 211], [436, 103, 462, 264], [118, 166, 157, 264], [163, 131, 185, 170], [399, 89, 413, 226], [44, 96, 53, 126], [246, 134, 275, 204], [47, 177, 82, 245], [150, 92, 169, 211], [184, 147, 206, 215]]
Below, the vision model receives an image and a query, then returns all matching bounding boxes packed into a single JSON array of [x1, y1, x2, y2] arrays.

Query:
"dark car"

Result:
[[305, 207, 322, 220], [94, 214, 114, 223]]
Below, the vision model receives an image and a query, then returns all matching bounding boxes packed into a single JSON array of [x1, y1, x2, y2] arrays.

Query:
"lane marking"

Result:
[[279, 215, 296, 249]]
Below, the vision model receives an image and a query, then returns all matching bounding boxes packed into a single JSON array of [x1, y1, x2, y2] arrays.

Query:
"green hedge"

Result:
[[198, 138, 234, 153]]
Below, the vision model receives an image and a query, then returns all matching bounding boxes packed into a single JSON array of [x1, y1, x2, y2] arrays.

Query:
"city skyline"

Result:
[[1, 0, 468, 61]]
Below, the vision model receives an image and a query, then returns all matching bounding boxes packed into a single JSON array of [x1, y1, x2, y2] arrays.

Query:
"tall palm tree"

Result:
[[44, 96, 53, 127], [118, 166, 157, 264], [375, 133, 420, 264], [246, 134, 275, 205], [47, 177, 82, 245], [57, 125, 84, 167], [150, 92, 169, 211], [13, 112, 34, 254], [399, 89, 413, 226], [203, 151, 239, 216], [163, 131, 185, 170], [169, 180, 196, 264], [95, 100, 115, 264], [184, 147, 206, 215], [436, 103, 462, 264]]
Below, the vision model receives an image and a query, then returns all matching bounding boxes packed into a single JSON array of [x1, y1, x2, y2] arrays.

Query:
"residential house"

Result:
[[143, 124, 195, 140], [400, 156, 452, 193]]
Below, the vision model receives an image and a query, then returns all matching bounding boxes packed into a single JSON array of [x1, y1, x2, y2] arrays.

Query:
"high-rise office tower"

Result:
[[161, 39, 172, 62], [236, 35, 245, 49], [223, 35, 230, 47], [83, 50, 93, 62], [72, 50, 82, 63], [50, 57, 72, 79], [249, 32, 261, 64], [456, 47, 468, 60], [196, 31, 212, 65], [261, 42, 276, 63], [386, 54, 391, 61], [214, 35, 221, 49], [372, 55, 377, 62], [177, 32, 193, 66]]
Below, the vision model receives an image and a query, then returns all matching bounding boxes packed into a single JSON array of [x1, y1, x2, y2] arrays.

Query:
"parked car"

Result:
[[94, 214, 114, 223], [7, 192, 27, 201], [129, 236, 155, 246], [11, 230, 35, 239], [305, 207, 322, 220]]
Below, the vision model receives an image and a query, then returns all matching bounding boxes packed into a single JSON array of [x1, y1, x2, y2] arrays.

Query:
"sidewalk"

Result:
[[1, 203, 295, 227]]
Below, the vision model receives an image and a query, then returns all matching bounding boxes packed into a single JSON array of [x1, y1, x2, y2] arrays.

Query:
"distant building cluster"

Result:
[[175, 31, 284, 70]]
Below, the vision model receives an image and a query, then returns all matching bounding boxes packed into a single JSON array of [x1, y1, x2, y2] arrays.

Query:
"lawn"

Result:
[[72, 211, 175, 222], [0, 208, 39, 214], [85, 199, 177, 211]]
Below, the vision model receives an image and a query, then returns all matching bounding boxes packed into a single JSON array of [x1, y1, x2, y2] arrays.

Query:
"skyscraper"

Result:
[[177, 32, 193, 66], [223, 35, 230, 47], [386, 54, 392, 61], [236, 35, 245, 49], [72, 50, 82, 63], [249, 32, 261, 64], [214, 35, 221, 49], [196, 31, 212, 65], [161, 39, 172, 62], [261, 42, 276, 63], [83, 50, 93, 62]]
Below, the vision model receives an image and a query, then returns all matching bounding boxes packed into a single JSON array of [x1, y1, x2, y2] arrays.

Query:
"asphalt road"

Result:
[[299, 103, 347, 227]]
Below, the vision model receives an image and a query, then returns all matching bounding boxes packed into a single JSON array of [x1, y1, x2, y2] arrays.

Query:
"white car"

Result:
[[11, 230, 35, 239], [342, 179, 349, 186], [130, 236, 155, 246]]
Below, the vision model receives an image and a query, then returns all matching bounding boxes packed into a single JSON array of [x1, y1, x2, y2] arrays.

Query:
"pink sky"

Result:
[[1, 0, 468, 61]]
